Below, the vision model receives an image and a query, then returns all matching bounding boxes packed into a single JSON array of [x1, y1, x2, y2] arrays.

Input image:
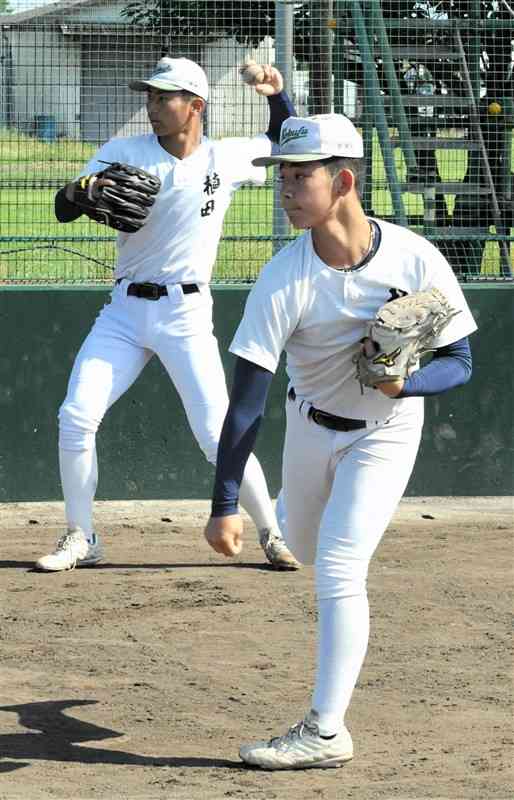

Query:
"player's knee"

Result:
[[315, 557, 369, 600], [58, 400, 99, 451]]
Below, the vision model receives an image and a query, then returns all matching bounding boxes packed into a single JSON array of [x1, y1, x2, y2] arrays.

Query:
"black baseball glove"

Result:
[[72, 162, 161, 233]]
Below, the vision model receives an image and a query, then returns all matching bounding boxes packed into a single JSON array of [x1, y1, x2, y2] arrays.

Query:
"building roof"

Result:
[[0, 0, 110, 27]]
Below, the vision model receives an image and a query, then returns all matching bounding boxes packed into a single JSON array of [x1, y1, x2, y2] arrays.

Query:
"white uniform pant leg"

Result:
[[59, 295, 152, 535], [279, 398, 335, 565], [152, 288, 276, 532], [312, 408, 423, 734]]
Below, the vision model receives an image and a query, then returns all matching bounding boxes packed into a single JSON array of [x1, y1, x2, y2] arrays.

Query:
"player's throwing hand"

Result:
[[239, 59, 284, 96], [204, 514, 243, 556]]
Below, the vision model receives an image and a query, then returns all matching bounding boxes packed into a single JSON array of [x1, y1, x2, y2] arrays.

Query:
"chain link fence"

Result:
[[0, 0, 512, 284]]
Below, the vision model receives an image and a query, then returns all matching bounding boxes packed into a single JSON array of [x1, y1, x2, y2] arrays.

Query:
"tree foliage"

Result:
[[121, 1, 320, 62], [121, 1, 512, 94]]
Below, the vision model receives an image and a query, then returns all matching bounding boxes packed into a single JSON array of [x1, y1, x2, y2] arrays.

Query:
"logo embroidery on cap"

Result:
[[281, 126, 309, 145], [151, 66, 202, 92], [153, 64, 171, 76]]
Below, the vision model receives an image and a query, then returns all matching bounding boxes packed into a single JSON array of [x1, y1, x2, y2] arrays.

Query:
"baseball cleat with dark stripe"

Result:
[[258, 527, 301, 570]]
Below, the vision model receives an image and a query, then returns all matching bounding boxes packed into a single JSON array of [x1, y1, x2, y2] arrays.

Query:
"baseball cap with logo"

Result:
[[252, 113, 363, 166], [129, 57, 209, 101]]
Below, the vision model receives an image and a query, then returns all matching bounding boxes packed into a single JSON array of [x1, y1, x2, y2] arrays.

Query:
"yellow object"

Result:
[[488, 102, 502, 115]]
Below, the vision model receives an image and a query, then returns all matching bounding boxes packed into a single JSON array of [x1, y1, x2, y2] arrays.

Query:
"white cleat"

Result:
[[258, 527, 301, 571], [35, 527, 103, 572], [239, 710, 353, 770]]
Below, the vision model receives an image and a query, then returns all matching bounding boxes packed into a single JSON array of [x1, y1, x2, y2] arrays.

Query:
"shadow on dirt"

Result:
[[0, 700, 241, 771]]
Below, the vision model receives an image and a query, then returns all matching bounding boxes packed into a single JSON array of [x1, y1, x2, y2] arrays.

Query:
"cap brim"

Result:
[[252, 153, 334, 167], [129, 79, 185, 92]]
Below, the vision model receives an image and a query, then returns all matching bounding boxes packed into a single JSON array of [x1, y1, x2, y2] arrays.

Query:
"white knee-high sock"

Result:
[[59, 446, 98, 540], [238, 453, 278, 532], [312, 594, 370, 736]]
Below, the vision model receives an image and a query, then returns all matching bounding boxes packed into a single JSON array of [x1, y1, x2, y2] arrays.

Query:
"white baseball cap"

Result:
[[252, 113, 364, 166], [129, 57, 209, 101]]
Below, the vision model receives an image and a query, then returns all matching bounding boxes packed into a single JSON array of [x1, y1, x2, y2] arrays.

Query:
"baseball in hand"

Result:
[[239, 59, 266, 86]]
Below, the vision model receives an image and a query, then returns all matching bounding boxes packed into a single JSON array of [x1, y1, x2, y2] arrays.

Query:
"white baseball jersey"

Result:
[[81, 133, 272, 285], [230, 219, 477, 421]]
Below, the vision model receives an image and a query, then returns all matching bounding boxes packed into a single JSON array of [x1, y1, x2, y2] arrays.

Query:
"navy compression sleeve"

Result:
[[55, 187, 82, 223], [398, 336, 472, 397], [211, 358, 274, 518], [266, 91, 296, 143]]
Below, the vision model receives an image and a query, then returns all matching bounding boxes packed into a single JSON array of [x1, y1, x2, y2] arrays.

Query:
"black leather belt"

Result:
[[288, 387, 366, 432], [117, 280, 199, 300]]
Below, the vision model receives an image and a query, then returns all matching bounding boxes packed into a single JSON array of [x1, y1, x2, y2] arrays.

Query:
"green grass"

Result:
[[1, 127, 512, 283], [0, 127, 97, 171]]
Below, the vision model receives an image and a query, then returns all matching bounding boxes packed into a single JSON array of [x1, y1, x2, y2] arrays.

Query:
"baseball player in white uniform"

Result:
[[35, 57, 299, 572], [204, 114, 477, 769]]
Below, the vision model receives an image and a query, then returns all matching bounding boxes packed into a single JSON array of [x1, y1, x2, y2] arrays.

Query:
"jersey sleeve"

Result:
[[421, 246, 478, 347], [229, 256, 301, 373], [77, 139, 125, 179]]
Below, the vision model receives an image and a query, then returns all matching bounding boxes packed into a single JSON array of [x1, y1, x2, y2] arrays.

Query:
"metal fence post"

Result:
[[272, 0, 293, 255]]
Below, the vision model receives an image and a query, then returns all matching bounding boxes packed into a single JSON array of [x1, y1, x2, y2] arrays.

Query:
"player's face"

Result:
[[278, 162, 335, 229], [145, 89, 198, 137]]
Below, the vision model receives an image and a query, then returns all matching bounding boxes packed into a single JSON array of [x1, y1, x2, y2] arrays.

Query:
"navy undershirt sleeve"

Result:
[[398, 336, 472, 397], [266, 91, 296, 143], [55, 187, 83, 223], [211, 358, 274, 518]]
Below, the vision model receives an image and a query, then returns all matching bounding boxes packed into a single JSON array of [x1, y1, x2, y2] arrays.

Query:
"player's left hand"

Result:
[[204, 514, 243, 557], [376, 379, 405, 398], [254, 64, 284, 96], [359, 336, 404, 397]]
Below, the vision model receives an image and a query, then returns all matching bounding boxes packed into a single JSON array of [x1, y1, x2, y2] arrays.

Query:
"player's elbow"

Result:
[[449, 344, 473, 388], [455, 356, 472, 387], [55, 187, 82, 223]]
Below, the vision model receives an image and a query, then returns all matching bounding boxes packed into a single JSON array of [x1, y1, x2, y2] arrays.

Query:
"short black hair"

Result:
[[147, 87, 205, 104], [179, 90, 206, 118], [320, 156, 366, 197], [179, 89, 200, 101]]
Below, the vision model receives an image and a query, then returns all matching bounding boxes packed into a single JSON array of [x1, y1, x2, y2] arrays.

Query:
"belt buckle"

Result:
[[311, 409, 326, 427], [312, 408, 347, 432], [139, 282, 160, 300]]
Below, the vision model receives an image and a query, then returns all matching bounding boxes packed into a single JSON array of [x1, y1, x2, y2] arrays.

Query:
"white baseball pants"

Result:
[[58, 280, 276, 537], [276, 392, 424, 735]]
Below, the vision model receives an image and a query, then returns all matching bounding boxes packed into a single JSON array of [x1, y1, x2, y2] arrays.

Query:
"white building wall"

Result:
[[10, 29, 80, 138], [204, 36, 275, 139], [70, 1, 131, 23]]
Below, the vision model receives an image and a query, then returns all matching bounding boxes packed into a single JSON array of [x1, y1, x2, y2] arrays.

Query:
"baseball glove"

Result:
[[72, 162, 161, 233], [354, 288, 460, 388]]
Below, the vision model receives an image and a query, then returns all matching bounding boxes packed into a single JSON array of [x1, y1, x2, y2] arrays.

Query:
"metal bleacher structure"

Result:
[[0, 0, 512, 283], [336, 0, 512, 279]]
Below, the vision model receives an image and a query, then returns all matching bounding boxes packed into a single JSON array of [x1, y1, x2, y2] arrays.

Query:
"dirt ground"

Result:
[[0, 497, 512, 800]]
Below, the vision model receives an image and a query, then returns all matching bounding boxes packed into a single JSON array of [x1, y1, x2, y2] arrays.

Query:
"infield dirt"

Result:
[[1, 497, 512, 800]]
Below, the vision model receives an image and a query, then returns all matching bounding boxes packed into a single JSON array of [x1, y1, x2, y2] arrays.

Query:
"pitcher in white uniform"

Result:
[[204, 114, 477, 769], [35, 57, 299, 572]]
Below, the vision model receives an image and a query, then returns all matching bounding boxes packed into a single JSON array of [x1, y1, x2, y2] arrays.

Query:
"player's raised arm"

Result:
[[204, 357, 274, 557], [239, 59, 296, 142]]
